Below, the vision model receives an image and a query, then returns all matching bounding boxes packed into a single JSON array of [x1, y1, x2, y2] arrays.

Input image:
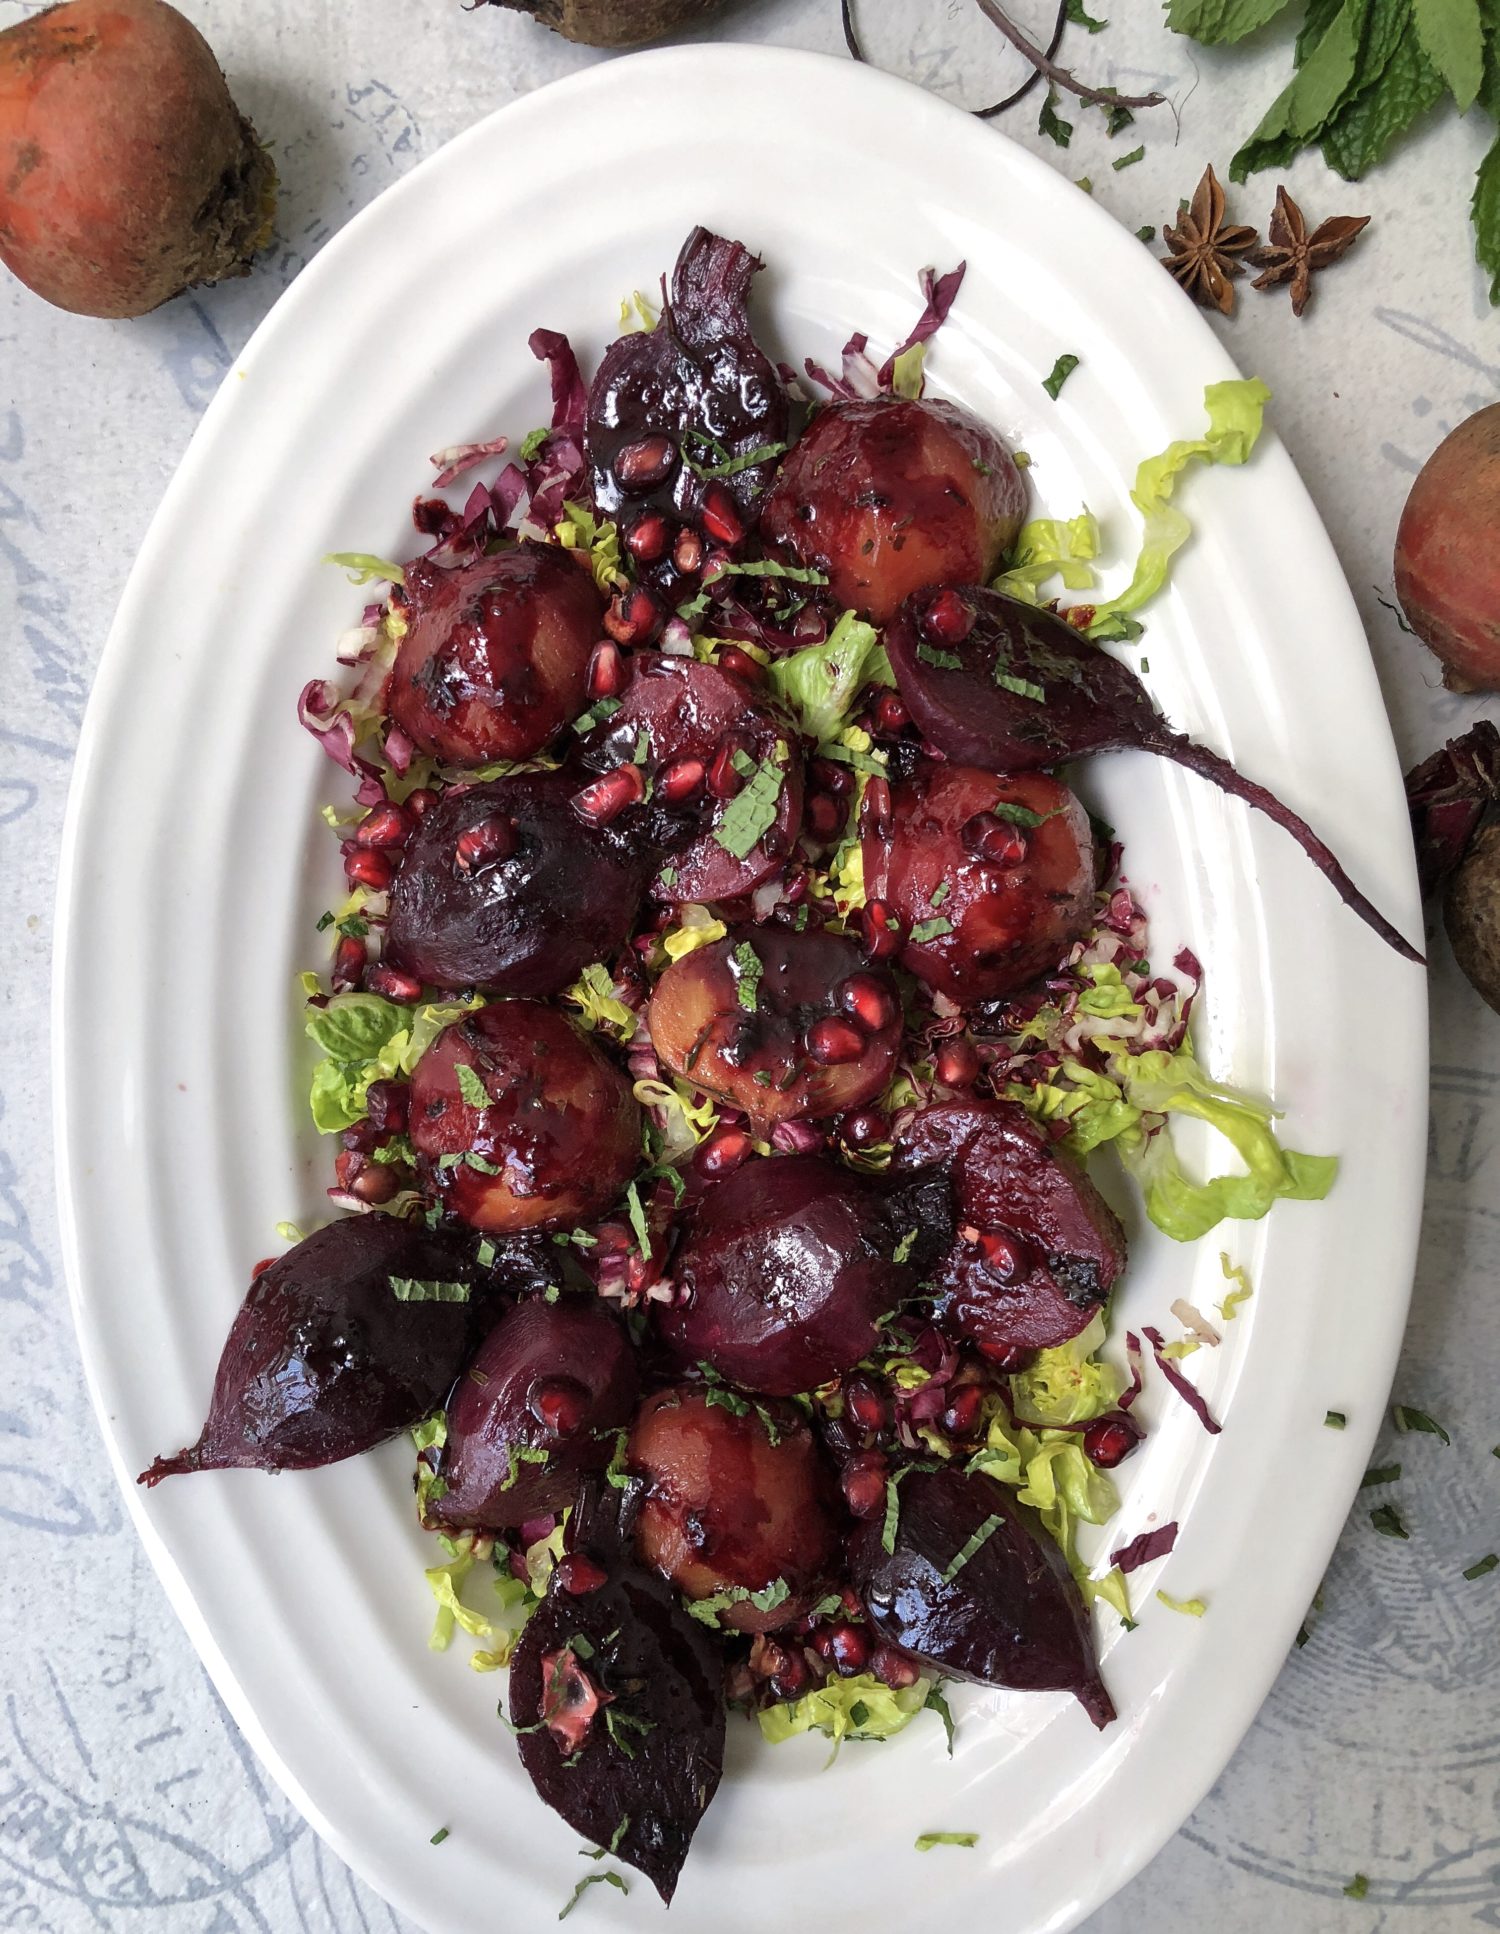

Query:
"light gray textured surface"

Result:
[[3, 2, 1498, 1929]]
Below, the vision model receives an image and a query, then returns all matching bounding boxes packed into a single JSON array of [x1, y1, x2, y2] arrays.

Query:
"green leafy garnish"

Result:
[[1464, 1554, 1498, 1580], [686, 1576, 791, 1628], [915, 1832, 978, 1851], [1112, 144, 1146, 169], [909, 917, 952, 944], [731, 940, 762, 1012], [923, 1683, 956, 1754], [1042, 353, 1081, 400], [455, 1064, 491, 1109], [764, 610, 890, 744], [390, 1277, 471, 1304], [430, 1827, 449, 1846], [1039, 86, 1074, 146], [559, 1871, 629, 1921], [916, 642, 962, 670], [994, 670, 1046, 702], [1344, 1874, 1370, 1901], [681, 431, 789, 479], [941, 1513, 1004, 1583], [624, 1179, 651, 1260], [721, 559, 828, 585], [1155, 1590, 1207, 1616], [325, 551, 405, 586], [712, 749, 787, 860], [1360, 1463, 1402, 1488], [892, 1228, 918, 1264], [1325, 1410, 1347, 1429], [1370, 1503, 1410, 1540], [759, 1672, 932, 1754], [1393, 1403, 1450, 1444]]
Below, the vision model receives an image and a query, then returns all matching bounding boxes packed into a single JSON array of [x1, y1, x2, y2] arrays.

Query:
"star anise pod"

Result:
[[1161, 164, 1259, 315], [1249, 187, 1370, 317]]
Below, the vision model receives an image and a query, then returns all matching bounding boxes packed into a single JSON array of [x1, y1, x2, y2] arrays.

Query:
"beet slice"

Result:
[[384, 769, 649, 997], [647, 925, 901, 1135], [886, 585, 1421, 963], [658, 1153, 952, 1396], [850, 1463, 1114, 1728], [431, 1296, 639, 1530], [891, 1100, 1126, 1358], [508, 1479, 726, 1903], [139, 1216, 485, 1483]]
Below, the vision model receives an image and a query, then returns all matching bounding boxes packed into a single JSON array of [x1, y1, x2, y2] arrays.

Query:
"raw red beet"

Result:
[[887, 586, 1421, 963], [1404, 720, 1500, 899], [139, 1216, 483, 1484], [850, 1464, 1114, 1727], [386, 545, 604, 765], [383, 770, 648, 996], [580, 652, 803, 903], [657, 1154, 952, 1395], [628, 1387, 839, 1630], [863, 763, 1094, 1005], [761, 397, 1026, 623], [647, 926, 901, 1135], [891, 1100, 1126, 1357], [509, 1479, 725, 1903], [1394, 402, 1500, 692], [409, 1003, 640, 1232], [431, 1296, 638, 1530]]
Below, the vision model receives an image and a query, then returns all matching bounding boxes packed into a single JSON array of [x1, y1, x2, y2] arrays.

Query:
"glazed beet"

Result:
[[586, 227, 788, 541], [139, 1216, 483, 1483], [383, 770, 648, 996], [580, 652, 803, 903], [408, 1002, 640, 1232], [648, 926, 901, 1135], [851, 1465, 1114, 1727], [863, 763, 1094, 1005], [887, 585, 1421, 963], [386, 545, 604, 766], [891, 1101, 1126, 1357], [509, 1479, 725, 1903], [431, 1296, 639, 1530], [628, 1387, 839, 1630], [761, 397, 1026, 624], [657, 1154, 952, 1395]]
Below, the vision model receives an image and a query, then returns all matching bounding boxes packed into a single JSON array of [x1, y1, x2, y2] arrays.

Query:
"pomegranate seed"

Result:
[[341, 1155, 399, 1204], [555, 1553, 609, 1595], [603, 585, 663, 648], [251, 1256, 276, 1279], [975, 1229, 1032, 1284], [769, 1655, 810, 1701], [331, 935, 366, 991], [341, 1117, 381, 1155], [963, 810, 1029, 867], [858, 776, 892, 839], [860, 900, 901, 961], [871, 1644, 921, 1691], [837, 972, 899, 1034], [587, 640, 626, 700], [529, 1376, 590, 1437], [840, 1107, 891, 1150], [842, 1453, 888, 1519], [805, 793, 843, 841], [365, 964, 423, 1003], [696, 1127, 753, 1178], [657, 755, 706, 803], [673, 526, 704, 575], [355, 801, 414, 850], [571, 764, 646, 826], [364, 1079, 409, 1134], [454, 815, 516, 874], [344, 847, 393, 892], [922, 587, 975, 645], [935, 1037, 980, 1088], [1083, 1413, 1142, 1469], [718, 644, 765, 686], [614, 434, 677, 490], [810, 757, 853, 797], [700, 484, 744, 546], [827, 1622, 871, 1676], [844, 1375, 889, 1435], [806, 1016, 865, 1066], [941, 1384, 986, 1438], [405, 786, 439, 820], [625, 511, 671, 563], [872, 691, 910, 734], [707, 738, 746, 800]]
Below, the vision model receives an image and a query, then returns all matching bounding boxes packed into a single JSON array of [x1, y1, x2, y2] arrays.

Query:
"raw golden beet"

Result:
[[1395, 403, 1500, 694], [482, 0, 730, 47], [1445, 820, 1500, 1015]]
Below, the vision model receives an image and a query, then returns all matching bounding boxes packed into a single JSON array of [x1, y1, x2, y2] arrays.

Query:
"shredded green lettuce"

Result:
[[325, 551, 405, 586], [562, 963, 638, 1041], [767, 610, 893, 743], [992, 512, 1102, 603], [758, 1672, 932, 1758], [556, 500, 623, 594], [889, 342, 928, 399], [968, 1407, 1128, 1618], [1007, 1312, 1125, 1426], [306, 992, 479, 1134]]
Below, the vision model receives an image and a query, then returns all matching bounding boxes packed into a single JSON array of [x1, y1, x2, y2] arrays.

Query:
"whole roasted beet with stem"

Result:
[[887, 585, 1421, 962], [384, 770, 649, 996], [431, 1296, 638, 1530], [628, 1387, 839, 1631], [648, 926, 901, 1136], [891, 1101, 1126, 1358], [657, 1154, 952, 1395], [863, 763, 1095, 1006], [139, 1216, 484, 1484], [851, 1464, 1114, 1727], [508, 1479, 725, 1903], [386, 546, 604, 766], [409, 1002, 640, 1232], [762, 397, 1027, 624]]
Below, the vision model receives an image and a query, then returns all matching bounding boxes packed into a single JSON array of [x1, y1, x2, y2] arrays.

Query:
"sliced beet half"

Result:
[[850, 1463, 1115, 1728], [508, 1478, 726, 1903], [886, 585, 1421, 962]]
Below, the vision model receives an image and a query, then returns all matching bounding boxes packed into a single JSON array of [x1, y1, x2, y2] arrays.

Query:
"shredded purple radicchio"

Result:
[[1143, 1326, 1222, 1436], [1109, 1522, 1179, 1573], [805, 261, 966, 400]]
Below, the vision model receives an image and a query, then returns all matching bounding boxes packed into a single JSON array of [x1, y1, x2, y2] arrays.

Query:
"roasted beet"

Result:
[[648, 926, 901, 1135], [580, 652, 803, 903], [385, 546, 604, 766], [851, 1464, 1114, 1727], [887, 585, 1421, 962], [891, 1100, 1126, 1357], [139, 1216, 483, 1483], [657, 1154, 951, 1395], [586, 229, 788, 545], [863, 763, 1094, 1005], [761, 397, 1026, 624], [628, 1387, 838, 1630], [509, 1479, 725, 1903], [383, 770, 648, 996], [431, 1296, 638, 1529], [409, 1002, 640, 1232]]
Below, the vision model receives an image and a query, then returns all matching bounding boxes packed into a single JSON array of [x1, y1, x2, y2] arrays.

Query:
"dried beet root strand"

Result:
[[841, 0, 1069, 119], [1404, 720, 1500, 899]]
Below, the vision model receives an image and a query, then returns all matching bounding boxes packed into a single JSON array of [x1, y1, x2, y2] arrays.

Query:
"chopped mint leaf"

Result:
[[1112, 145, 1145, 170], [687, 1576, 792, 1628], [915, 1831, 978, 1851], [389, 1277, 471, 1304], [681, 434, 788, 479], [1392, 1404, 1450, 1444], [336, 914, 369, 939], [465, 1151, 501, 1174], [909, 917, 953, 944], [722, 559, 828, 585], [1038, 86, 1074, 147], [1325, 1410, 1347, 1429], [1344, 1875, 1369, 1901], [1464, 1554, 1498, 1581], [1042, 353, 1081, 401], [573, 695, 622, 735], [941, 1513, 1003, 1583], [989, 799, 1055, 828], [429, 1827, 449, 1846], [559, 1871, 629, 1920], [892, 1228, 918, 1264], [519, 425, 551, 462], [1137, 224, 1157, 242], [923, 1683, 956, 1755], [712, 750, 786, 860], [625, 1180, 651, 1260], [731, 747, 758, 778], [1370, 1503, 1409, 1541], [315, 910, 335, 931], [916, 642, 962, 670], [1065, 0, 1107, 27], [930, 880, 951, 907], [456, 1064, 491, 1109], [1360, 1464, 1401, 1488], [994, 669, 1046, 701]]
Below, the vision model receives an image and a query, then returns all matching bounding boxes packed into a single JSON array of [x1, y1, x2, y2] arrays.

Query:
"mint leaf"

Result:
[[1412, 0, 1483, 109], [1322, 19, 1444, 179], [1166, 0, 1295, 39], [731, 940, 762, 1012], [1042, 353, 1081, 400], [1065, 0, 1108, 28], [712, 750, 787, 860], [1039, 87, 1074, 147], [1473, 29, 1500, 302], [909, 917, 953, 943], [455, 1064, 491, 1109], [390, 1277, 471, 1303], [1231, 0, 1369, 180]]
